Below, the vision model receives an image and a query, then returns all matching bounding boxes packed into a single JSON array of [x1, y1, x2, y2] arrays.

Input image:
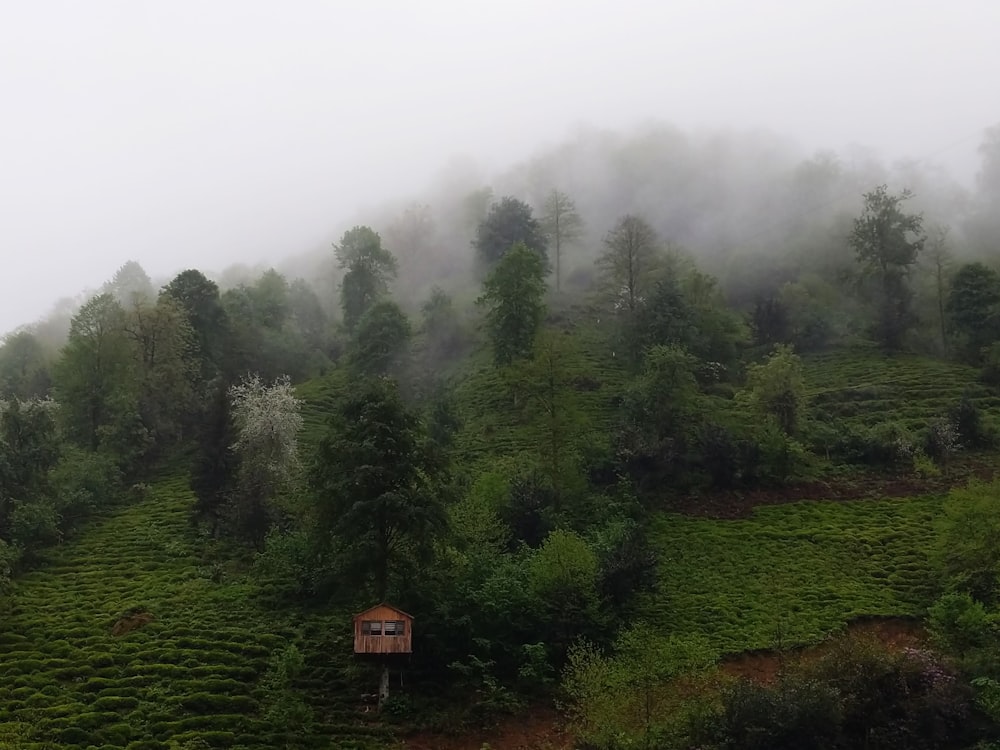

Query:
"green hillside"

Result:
[[642, 494, 939, 654], [0, 477, 392, 750], [805, 349, 1000, 432]]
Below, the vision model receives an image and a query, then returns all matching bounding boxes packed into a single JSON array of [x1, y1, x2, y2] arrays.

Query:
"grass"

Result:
[[803, 348, 1000, 433], [449, 315, 628, 469], [0, 477, 395, 749], [641, 494, 941, 654]]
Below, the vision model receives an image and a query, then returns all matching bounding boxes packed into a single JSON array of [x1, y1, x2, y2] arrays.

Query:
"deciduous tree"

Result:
[[160, 269, 229, 378], [228, 374, 303, 545], [540, 189, 583, 291], [53, 294, 140, 455], [746, 345, 806, 436], [597, 214, 660, 316], [104, 260, 154, 306], [947, 262, 1000, 363], [849, 185, 926, 351], [476, 242, 547, 367], [0, 331, 51, 399], [473, 196, 548, 267], [335, 226, 398, 330]]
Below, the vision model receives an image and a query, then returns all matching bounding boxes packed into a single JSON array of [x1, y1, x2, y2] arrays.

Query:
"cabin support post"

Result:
[[378, 664, 390, 710]]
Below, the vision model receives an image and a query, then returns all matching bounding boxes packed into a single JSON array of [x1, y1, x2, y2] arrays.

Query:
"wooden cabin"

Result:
[[353, 603, 413, 655]]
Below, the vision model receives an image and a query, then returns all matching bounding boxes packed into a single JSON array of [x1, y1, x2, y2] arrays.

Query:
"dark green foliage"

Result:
[[595, 524, 657, 609], [0, 399, 61, 561], [125, 295, 199, 454], [287, 278, 330, 351], [850, 185, 926, 351], [348, 300, 412, 377], [259, 644, 311, 727], [50, 446, 122, 527], [830, 421, 917, 471], [713, 678, 841, 750], [473, 196, 548, 267], [335, 225, 398, 330], [613, 345, 701, 488], [928, 592, 996, 657], [631, 273, 747, 376], [948, 394, 994, 449], [701, 637, 973, 750], [53, 293, 141, 456], [746, 345, 806, 436], [311, 377, 448, 599], [420, 286, 467, 367], [501, 472, 555, 548], [935, 480, 1000, 605], [697, 421, 775, 489], [476, 242, 547, 367], [751, 295, 791, 347], [189, 382, 239, 535], [0, 330, 52, 398], [629, 276, 689, 361], [221, 271, 313, 382], [947, 262, 1000, 363], [161, 269, 229, 378]]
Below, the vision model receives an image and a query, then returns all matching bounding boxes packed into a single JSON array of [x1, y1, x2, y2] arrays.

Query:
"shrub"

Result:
[[834, 422, 917, 471], [0, 538, 19, 588], [924, 418, 962, 466], [981, 342, 1000, 386], [935, 480, 1000, 604], [696, 635, 976, 750], [51, 446, 123, 523], [714, 677, 841, 750], [928, 592, 996, 656], [251, 529, 322, 601], [949, 396, 994, 450], [808, 636, 972, 750], [259, 644, 311, 729]]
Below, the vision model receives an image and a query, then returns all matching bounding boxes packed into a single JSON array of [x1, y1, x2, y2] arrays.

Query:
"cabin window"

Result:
[[384, 620, 405, 636], [361, 620, 382, 636]]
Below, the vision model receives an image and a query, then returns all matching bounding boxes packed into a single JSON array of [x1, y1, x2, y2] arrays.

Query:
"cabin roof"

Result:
[[352, 602, 414, 621]]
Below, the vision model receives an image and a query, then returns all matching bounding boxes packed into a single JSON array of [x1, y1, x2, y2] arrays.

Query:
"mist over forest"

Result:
[[7, 119, 1000, 350]]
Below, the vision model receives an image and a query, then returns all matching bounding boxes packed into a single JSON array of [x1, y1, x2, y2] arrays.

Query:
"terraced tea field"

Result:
[[0, 477, 394, 750], [804, 349, 1000, 432], [643, 494, 940, 654], [449, 320, 626, 466]]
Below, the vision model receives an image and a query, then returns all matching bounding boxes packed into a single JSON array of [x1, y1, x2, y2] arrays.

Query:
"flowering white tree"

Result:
[[227, 374, 303, 544]]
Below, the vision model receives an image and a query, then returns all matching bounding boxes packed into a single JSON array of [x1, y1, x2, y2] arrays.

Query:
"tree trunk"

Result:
[[936, 263, 948, 353]]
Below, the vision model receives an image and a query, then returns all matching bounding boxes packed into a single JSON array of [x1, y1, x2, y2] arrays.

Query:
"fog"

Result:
[[2, 0, 999, 335]]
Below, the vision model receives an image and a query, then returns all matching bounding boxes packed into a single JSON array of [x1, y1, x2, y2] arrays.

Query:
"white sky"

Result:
[[2, 0, 998, 334]]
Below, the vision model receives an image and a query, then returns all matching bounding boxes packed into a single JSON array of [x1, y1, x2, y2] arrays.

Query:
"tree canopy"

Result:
[[473, 196, 549, 268]]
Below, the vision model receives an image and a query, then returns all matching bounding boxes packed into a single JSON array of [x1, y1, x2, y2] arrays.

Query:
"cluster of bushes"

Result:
[[0, 398, 126, 585], [804, 396, 995, 475], [563, 633, 983, 750], [698, 638, 976, 750]]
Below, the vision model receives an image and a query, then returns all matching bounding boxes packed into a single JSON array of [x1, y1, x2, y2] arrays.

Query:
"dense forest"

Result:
[[5, 122, 1000, 749]]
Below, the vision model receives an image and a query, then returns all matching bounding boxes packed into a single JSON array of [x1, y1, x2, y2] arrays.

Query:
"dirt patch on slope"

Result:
[[110, 608, 154, 636], [402, 706, 573, 750], [672, 459, 998, 519], [721, 616, 928, 685]]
